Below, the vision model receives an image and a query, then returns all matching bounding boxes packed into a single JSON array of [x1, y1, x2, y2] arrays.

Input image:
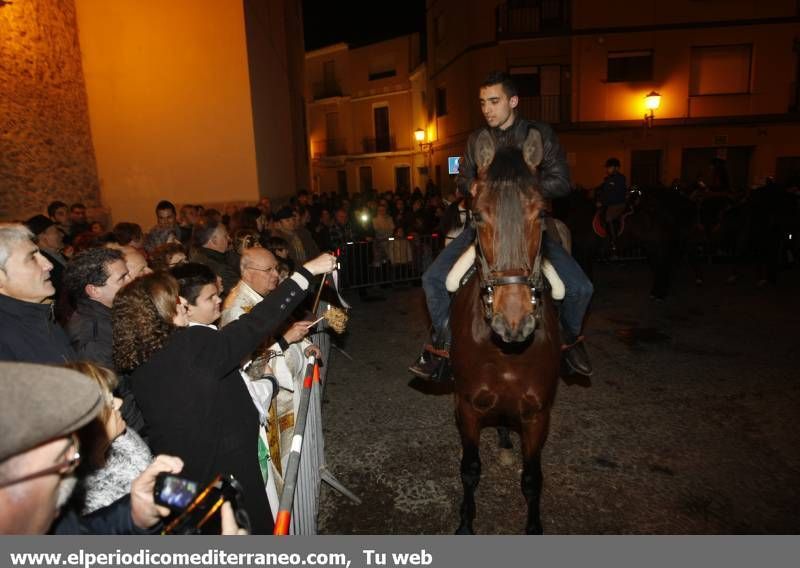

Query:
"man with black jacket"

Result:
[[0, 224, 75, 364], [410, 71, 594, 379], [64, 247, 130, 368]]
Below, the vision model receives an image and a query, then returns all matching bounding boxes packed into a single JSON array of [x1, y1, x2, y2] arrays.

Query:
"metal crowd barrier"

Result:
[[273, 301, 359, 535], [337, 234, 445, 289]]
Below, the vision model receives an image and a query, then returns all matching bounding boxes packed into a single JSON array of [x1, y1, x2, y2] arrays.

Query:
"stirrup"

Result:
[[424, 344, 450, 359], [560, 336, 586, 351]]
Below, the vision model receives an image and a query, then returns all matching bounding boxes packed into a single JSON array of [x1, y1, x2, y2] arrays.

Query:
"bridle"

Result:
[[472, 213, 546, 322]]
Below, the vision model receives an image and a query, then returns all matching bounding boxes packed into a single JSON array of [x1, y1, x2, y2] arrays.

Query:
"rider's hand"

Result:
[[302, 253, 337, 276]]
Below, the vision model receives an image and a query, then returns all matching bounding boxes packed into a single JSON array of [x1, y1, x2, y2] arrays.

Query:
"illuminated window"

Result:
[[690, 44, 752, 95]]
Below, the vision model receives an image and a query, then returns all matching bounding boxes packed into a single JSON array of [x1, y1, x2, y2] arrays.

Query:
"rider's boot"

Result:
[[408, 343, 450, 381], [561, 332, 593, 376], [408, 328, 452, 382]]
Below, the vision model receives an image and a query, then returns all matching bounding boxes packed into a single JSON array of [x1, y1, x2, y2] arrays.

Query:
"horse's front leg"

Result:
[[520, 412, 551, 535], [456, 405, 481, 535]]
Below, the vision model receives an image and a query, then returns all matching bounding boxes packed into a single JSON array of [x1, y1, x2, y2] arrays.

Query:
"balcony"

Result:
[[496, 0, 570, 40], [312, 80, 343, 100], [517, 94, 571, 124], [313, 138, 347, 158], [362, 135, 396, 153]]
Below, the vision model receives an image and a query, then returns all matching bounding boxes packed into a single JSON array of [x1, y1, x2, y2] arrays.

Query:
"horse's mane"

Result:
[[483, 146, 540, 271]]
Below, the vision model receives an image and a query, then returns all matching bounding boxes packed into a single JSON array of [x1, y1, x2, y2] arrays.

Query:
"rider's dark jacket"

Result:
[[456, 118, 571, 201]]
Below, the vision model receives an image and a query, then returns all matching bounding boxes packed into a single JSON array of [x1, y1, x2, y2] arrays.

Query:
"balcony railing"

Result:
[[312, 81, 343, 100], [313, 138, 347, 158], [362, 135, 396, 153], [517, 94, 571, 124], [496, 0, 570, 39]]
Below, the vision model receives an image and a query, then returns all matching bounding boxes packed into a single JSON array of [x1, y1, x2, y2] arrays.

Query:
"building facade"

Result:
[[305, 35, 429, 195], [424, 0, 800, 194], [1, 0, 307, 227]]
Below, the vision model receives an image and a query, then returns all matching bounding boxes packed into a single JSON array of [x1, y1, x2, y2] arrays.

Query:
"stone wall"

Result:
[[0, 0, 100, 221]]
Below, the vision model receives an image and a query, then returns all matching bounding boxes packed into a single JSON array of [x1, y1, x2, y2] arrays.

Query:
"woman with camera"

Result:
[[112, 253, 336, 534]]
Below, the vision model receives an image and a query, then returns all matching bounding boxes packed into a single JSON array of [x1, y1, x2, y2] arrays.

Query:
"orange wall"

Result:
[[573, 24, 797, 123], [74, 0, 261, 228]]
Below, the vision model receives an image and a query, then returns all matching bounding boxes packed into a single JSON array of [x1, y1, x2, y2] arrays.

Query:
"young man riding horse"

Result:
[[409, 71, 594, 380]]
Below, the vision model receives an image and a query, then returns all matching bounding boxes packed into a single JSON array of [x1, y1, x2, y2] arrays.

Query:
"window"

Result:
[[369, 69, 396, 81], [323, 60, 336, 85], [436, 87, 447, 117], [433, 14, 444, 45], [607, 50, 653, 83], [690, 44, 752, 95], [368, 53, 396, 82]]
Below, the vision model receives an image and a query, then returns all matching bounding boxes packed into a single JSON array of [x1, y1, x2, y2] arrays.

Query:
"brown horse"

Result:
[[450, 129, 561, 534]]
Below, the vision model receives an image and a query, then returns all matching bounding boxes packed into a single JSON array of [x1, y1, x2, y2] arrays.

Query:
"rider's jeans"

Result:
[[421, 228, 593, 345], [541, 232, 594, 340], [421, 226, 476, 343]]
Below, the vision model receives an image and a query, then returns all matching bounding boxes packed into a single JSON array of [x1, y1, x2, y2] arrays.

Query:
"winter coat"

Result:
[[456, 118, 571, 201], [80, 429, 153, 514], [0, 294, 75, 363], [66, 299, 114, 369]]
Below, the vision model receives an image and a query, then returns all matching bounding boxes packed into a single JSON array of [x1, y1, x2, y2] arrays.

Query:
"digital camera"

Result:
[[154, 473, 250, 535]]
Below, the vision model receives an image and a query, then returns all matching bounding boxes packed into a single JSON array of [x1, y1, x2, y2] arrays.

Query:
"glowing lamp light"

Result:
[[414, 128, 426, 143], [643, 91, 661, 128], [644, 91, 661, 111]]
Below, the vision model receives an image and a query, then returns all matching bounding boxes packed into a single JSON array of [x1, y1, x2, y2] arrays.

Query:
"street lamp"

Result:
[[644, 91, 661, 128], [415, 128, 433, 152]]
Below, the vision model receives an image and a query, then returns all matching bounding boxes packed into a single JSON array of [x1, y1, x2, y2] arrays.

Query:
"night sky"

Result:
[[302, 0, 426, 51]]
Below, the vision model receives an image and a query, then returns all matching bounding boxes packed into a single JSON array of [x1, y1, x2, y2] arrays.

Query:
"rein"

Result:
[[473, 218, 545, 321]]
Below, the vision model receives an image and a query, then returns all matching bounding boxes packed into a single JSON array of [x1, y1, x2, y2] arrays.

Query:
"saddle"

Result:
[[592, 206, 630, 239], [445, 244, 565, 300]]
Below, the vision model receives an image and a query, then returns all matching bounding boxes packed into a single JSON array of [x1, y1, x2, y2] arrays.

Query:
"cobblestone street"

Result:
[[318, 262, 800, 534]]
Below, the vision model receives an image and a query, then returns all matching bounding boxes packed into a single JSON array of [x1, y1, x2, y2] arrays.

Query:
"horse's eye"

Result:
[[472, 211, 483, 224]]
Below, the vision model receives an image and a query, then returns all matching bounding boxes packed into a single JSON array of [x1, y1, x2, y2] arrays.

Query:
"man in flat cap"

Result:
[[272, 207, 307, 265], [0, 363, 185, 534], [0, 223, 75, 363]]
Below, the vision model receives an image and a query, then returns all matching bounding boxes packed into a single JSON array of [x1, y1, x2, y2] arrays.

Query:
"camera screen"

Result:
[[447, 156, 461, 175], [158, 476, 199, 509]]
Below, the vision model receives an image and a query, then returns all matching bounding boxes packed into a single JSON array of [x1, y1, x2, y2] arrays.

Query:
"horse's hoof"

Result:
[[455, 526, 474, 535], [498, 448, 515, 466]]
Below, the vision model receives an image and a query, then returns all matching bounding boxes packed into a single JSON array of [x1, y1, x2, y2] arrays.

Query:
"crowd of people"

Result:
[[0, 198, 339, 535]]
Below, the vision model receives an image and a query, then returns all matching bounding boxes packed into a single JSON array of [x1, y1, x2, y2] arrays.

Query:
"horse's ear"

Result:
[[522, 127, 544, 171], [474, 130, 496, 172]]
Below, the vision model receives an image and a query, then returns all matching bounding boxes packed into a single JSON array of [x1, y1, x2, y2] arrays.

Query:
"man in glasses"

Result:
[[0, 363, 185, 534]]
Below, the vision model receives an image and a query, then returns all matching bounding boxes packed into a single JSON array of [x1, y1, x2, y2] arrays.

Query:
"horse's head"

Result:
[[471, 128, 546, 343]]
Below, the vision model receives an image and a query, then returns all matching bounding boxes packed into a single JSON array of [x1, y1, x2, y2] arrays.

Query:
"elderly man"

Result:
[[64, 248, 131, 368], [0, 362, 185, 534], [0, 224, 74, 363], [190, 218, 239, 296], [221, 247, 316, 497]]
